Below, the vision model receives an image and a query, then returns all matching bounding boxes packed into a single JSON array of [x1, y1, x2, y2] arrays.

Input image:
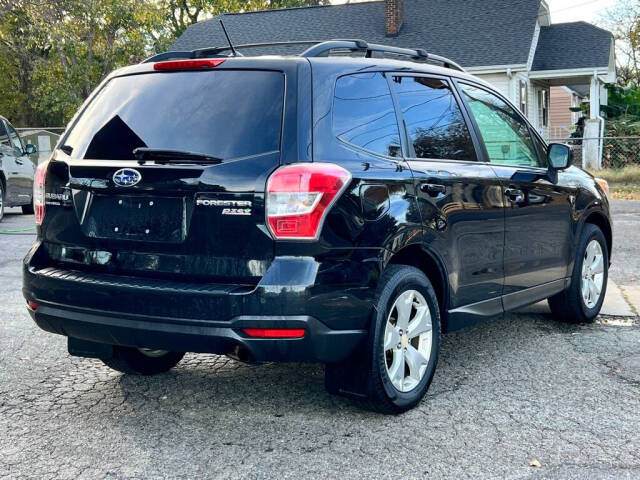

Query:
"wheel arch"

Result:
[[582, 210, 612, 262], [384, 243, 451, 332]]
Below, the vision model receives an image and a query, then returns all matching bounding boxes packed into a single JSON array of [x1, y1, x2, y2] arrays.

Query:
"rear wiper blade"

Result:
[[133, 148, 223, 164]]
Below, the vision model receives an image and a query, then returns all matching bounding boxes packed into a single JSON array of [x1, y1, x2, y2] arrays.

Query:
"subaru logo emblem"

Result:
[[113, 168, 141, 187]]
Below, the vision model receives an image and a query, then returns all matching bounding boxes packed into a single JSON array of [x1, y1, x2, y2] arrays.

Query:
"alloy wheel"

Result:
[[581, 239, 605, 309], [384, 289, 433, 393]]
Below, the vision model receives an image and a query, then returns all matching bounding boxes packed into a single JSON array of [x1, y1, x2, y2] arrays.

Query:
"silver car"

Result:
[[0, 116, 37, 221]]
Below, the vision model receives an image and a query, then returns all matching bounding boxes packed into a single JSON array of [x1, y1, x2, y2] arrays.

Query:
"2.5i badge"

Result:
[[195, 194, 252, 216]]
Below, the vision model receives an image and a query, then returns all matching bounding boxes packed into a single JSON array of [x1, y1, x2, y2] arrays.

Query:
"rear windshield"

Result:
[[63, 70, 284, 161]]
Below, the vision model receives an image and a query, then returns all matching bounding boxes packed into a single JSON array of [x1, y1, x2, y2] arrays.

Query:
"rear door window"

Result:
[[63, 70, 284, 161], [391, 76, 477, 161], [333, 72, 401, 158]]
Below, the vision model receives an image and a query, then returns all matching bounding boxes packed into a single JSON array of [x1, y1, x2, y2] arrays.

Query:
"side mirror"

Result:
[[547, 143, 572, 170], [25, 143, 37, 155]]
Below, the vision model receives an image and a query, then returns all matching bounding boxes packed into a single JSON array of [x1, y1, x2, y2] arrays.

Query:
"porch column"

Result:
[[583, 73, 602, 169]]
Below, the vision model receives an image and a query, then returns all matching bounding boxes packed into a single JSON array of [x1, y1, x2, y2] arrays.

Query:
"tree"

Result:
[[600, 0, 640, 86], [0, 0, 325, 126]]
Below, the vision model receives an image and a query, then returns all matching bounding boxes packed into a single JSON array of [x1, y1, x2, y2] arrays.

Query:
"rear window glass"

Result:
[[63, 70, 284, 160], [333, 72, 401, 158]]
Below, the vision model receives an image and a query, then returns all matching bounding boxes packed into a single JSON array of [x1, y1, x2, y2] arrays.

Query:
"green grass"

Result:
[[609, 184, 640, 200], [588, 165, 640, 183], [586, 166, 640, 199]]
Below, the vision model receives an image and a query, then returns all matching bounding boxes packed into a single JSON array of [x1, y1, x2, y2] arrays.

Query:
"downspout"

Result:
[[598, 112, 605, 163], [595, 72, 605, 164]]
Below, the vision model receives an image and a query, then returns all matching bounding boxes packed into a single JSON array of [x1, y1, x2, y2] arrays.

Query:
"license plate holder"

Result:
[[85, 195, 186, 243]]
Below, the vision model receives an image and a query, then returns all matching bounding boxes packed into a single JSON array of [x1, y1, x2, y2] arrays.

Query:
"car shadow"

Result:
[[111, 311, 581, 418]]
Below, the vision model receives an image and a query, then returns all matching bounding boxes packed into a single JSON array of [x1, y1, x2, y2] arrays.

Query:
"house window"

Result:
[[519, 80, 528, 116], [538, 90, 548, 127]]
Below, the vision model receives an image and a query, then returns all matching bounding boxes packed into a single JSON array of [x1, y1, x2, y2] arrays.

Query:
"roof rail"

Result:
[[300, 40, 465, 72], [142, 39, 465, 72]]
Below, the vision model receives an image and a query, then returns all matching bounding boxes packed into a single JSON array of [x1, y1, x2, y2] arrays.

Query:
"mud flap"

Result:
[[68, 337, 113, 359], [324, 344, 371, 400]]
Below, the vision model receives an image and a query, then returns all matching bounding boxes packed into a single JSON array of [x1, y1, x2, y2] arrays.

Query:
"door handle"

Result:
[[15, 159, 23, 165], [504, 187, 525, 203], [420, 183, 446, 197]]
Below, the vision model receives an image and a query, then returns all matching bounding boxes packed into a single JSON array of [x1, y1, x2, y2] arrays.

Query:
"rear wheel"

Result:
[[101, 346, 185, 375], [326, 265, 441, 414], [548, 223, 608, 323]]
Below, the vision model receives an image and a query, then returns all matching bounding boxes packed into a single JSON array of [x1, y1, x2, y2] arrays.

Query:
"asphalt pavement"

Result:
[[1, 202, 639, 479]]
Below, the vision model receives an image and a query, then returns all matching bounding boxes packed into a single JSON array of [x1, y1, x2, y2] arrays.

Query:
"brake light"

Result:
[[243, 328, 306, 338], [153, 59, 226, 71], [34, 161, 48, 225], [266, 163, 351, 239], [27, 301, 39, 310]]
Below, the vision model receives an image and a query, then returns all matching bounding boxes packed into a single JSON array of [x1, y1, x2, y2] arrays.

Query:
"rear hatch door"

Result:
[[43, 64, 294, 284]]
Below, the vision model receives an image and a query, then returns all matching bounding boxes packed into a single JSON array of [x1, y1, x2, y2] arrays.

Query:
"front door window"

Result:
[[460, 84, 545, 168]]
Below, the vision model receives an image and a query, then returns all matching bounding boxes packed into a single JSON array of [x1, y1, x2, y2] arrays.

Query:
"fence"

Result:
[[547, 136, 640, 169], [15, 127, 64, 164]]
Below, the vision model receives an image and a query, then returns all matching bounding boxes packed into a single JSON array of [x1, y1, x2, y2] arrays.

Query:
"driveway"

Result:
[[1, 202, 639, 479]]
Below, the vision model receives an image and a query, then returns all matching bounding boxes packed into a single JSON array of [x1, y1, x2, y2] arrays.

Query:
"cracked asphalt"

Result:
[[1, 202, 640, 479]]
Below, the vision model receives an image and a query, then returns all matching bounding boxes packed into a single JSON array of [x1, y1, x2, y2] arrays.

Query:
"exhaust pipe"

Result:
[[226, 344, 255, 364]]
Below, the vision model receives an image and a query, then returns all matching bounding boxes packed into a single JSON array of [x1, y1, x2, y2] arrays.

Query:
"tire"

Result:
[[21, 202, 34, 215], [101, 346, 185, 375], [344, 265, 441, 414], [548, 223, 608, 323]]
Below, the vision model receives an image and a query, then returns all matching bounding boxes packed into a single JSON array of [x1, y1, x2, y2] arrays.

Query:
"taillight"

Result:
[[34, 161, 48, 225], [153, 59, 226, 71], [243, 328, 305, 338], [266, 163, 351, 240]]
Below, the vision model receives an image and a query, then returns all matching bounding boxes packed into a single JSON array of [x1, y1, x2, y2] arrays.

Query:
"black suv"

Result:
[[23, 41, 612, 413], [0, 115, 37, 221]]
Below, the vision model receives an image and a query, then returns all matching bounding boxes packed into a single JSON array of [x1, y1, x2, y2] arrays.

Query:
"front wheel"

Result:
[[548, 223, 608, 323], [365, 265, 441, 414], [101, 346, 185, 375]]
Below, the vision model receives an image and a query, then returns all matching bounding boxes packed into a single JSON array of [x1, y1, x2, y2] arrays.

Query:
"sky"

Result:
[[545, 0, 617, 24]]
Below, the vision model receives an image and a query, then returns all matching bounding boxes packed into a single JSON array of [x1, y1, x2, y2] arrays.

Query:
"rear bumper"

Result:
[[23, 241, 378, 362], [28, 303, 365, 362]]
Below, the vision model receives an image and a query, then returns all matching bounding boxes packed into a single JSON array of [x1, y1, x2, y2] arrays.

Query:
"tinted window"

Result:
[[333, 72, 401, 157], [392, 76, 476, 160], [0, 122, 9, 149], [460, 84, 543, 168], [6, 122, 24, 153], [64, 71, 284, 160]]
